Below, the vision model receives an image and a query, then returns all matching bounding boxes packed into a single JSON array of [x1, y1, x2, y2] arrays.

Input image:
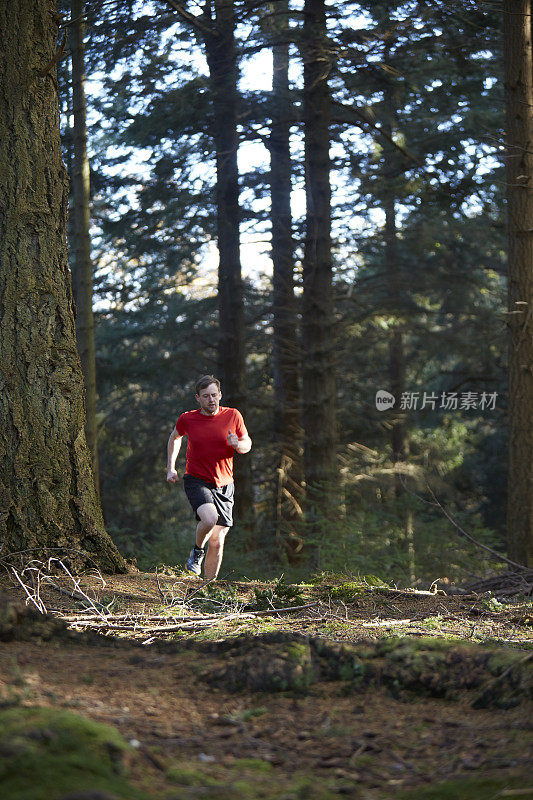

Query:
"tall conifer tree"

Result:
[[269, 0, 304, 557], [145, 0, 254, 519], [0, 0, 125, 571], [301, 0, 337, 556], [71, 0, 99, 491], [504, 0, 533, 566], [201, 0, 253, 520]]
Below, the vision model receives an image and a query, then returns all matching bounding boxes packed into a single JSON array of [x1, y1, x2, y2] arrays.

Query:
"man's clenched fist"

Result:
[[227, 430, 239, 448]]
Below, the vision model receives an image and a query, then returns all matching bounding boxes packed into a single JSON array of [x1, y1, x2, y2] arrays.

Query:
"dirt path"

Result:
[[0, 572, 531, 799]]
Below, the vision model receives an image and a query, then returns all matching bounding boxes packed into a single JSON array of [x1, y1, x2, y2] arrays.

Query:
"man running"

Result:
[[166, 375, 252, 580]]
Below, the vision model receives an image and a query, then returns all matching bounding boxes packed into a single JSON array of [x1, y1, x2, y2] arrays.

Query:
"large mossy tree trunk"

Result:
[[70, 0, 99, 492], [504, 0, 533, 566], [270, 0, 304, 559], [301, 0, 337, 560], [203, 0, 253, 524], [0, 0, 125, 572]]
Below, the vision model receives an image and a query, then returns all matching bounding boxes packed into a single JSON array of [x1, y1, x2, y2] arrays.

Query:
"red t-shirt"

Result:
[[175, 407, 248, 486]]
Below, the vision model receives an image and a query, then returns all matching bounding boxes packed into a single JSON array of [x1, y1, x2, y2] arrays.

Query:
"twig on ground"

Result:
[[178, 577, 217, 605], [10, 567, 47, 614], [5, 557, 112, 619], [60, 601, 321, 637], [41, 580, 97, 605], [464, 571, 533, 598], [155, 566, 167, 603]]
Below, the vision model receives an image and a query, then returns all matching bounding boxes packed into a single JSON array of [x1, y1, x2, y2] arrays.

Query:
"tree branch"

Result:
[[164, 0, 218, 37], [420, 483, 530, 573], [38, 31, 67, 77], [331, 99, 422, 166]]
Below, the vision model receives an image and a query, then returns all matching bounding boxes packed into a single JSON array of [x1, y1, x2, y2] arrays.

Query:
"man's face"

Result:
[[196, 383, 222, 416]]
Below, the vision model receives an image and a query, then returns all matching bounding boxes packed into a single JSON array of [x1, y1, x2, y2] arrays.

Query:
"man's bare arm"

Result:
[[167, 428, 183, 483], [236, 434, 252, 454], [227, 430, 252, 454]]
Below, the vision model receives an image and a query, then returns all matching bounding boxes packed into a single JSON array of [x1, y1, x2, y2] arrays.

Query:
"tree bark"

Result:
[[70, 0, 99, 492], [381, 67, 414, 581], [301, 0, 337, 554], [203, 0, 253, 522], [270, 0, 304, 558], [385, 203, 415, 583], [0, 0, 125, 571], [504, 0, 533, 566], [383, 191, 406, 473]]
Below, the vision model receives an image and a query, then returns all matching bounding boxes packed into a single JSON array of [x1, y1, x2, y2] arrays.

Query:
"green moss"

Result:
[[486, 652, 524, 676], [397, 774, 533, 800], [231, 757, 273, 773], [0, 706, 147, 800], [249, 575, 306, 610], [233, 778, 265, 796], [226, 706, 268, 723], [166, 764, 219, 786], [316, 724, 352, 738], [351, 753, 373, 767], [286, 642, 309, 662], [166, 762, 341, 799], [473, 651, 533, 709], [290, 775, 340, 799], [312, 638, 369, 684], [329, 582, 365, 600], [329, 575, 389, 601], [204, 637, 316, 693]]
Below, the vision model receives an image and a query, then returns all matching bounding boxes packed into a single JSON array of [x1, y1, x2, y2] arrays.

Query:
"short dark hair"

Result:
[[195, 375, 221, 395]]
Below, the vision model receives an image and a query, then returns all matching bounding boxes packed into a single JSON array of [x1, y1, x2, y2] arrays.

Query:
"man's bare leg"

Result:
[[192, 505, 229, 579], [195, 503, 218, 547], [203, 525, 229, 580]]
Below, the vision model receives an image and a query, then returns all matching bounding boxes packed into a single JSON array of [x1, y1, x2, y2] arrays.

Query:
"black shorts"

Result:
[[183, 474, 234, 528]]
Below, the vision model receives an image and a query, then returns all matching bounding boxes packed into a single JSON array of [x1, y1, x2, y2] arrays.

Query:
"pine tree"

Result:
[[301, 0, 338, 554], [268, 0, 304, 558], [0, 0, 125, 571], [201, 0, 254, 520], [504, 0, 533, 566], [70, 0, 99, 490]]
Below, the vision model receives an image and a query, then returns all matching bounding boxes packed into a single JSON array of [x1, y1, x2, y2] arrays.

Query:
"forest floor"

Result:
[[0, 569, 532, 800]]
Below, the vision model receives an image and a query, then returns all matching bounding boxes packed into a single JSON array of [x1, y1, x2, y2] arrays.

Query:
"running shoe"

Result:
[[186, 545, 205, 576]]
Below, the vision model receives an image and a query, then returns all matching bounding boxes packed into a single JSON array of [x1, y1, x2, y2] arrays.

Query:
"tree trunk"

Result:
[[301, 0, 337, 556], [504, 0, 533, 566], [203, 0, 253, 522], [386, 213, 415, 583], [382, 68, 415, 581], [0, 0, 125, 572], [384, 194, 406, 472], [270, 0, 304, 559], [70, 0, 99, 492]]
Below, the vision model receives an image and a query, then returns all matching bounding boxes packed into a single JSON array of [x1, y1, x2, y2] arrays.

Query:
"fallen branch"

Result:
[[362, 618, 414, 628], [464, 571, 533, 598], [379, 587, 447, 597], [56, 602, 321, 638]]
